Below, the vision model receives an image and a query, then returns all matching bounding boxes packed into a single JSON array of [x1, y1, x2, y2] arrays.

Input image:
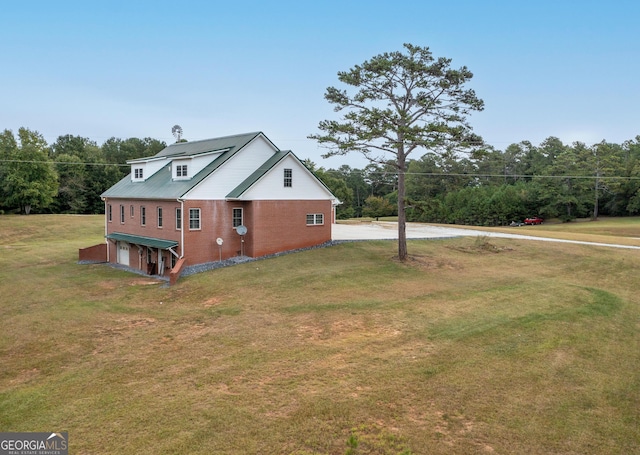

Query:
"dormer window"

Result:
[[127, 156, 167, 181], [176, 165, 188, 177]]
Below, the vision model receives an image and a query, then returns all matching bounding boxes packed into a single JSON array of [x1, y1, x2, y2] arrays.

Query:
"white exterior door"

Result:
[[117, 242, 130, 266]]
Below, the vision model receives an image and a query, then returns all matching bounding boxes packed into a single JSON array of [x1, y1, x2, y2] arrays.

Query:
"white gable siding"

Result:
[[241, 155, 333, 200], [147, 159, 169, 178], [184, 135, 278, 200], [172, 151, 225, 180]]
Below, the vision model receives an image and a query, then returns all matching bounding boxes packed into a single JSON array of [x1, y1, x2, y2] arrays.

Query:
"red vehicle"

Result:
[[524, 216, 544, 225]]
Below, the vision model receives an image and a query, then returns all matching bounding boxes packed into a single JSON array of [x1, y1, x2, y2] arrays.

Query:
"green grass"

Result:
[[1, 214, 639, 454]]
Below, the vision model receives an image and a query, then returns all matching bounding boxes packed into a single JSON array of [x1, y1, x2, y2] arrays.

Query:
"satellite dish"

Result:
[[236, 225, 247, 235], [216, 238, 223, 246], [171, 125, 183, 142]]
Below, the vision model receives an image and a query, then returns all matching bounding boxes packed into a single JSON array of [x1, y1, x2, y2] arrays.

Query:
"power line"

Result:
[[400, 172, 640, 180], [0, 159, 128, 167], [342, 170, 640, 180], [2, 160, 640, 180]]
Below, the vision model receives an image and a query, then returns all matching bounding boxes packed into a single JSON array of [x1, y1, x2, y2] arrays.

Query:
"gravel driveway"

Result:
[[332, 221, 640, 250]]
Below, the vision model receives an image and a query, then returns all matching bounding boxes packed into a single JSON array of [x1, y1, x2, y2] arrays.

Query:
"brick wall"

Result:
[[78, 243, 107, 262], [181, 200, 244, 265], [106, 199, 182, 243], [180, 199, 332, 262], [105, 198, 332, 268], [249, 200, 332, 257], [105, 199, 182, 270]]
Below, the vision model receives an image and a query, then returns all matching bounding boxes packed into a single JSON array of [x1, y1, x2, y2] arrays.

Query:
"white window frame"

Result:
[[176, 164, 188, 178], [175, 208, 181, 230], [120, 205, 125, 224], [134, 168, 143, 179], [157, 207, 163, 228], [232, 208, 243, 228], [284, 168, 292, 187], [189, 208, 201, 230], [306, 213, 324, 226], [141, 206, 146, 226]]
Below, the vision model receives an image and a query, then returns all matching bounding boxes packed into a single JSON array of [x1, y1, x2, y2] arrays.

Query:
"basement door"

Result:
[[117, 241, 130, 266]]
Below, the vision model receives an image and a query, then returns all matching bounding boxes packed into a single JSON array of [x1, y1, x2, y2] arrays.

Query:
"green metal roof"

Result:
[[103, 158, 218, 199], [106, 232, 178, 249], [102, 132, 269, 200], [151, 132, 265, 159]]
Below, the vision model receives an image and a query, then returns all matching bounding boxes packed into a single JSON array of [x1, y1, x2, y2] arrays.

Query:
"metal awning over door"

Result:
[[106, 232, 179, 250]]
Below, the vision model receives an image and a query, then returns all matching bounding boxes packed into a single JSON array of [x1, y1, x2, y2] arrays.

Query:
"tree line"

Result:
[[0, 128, 165, 215], [1, 127, 640, 224], [311, 135, 640, 225]]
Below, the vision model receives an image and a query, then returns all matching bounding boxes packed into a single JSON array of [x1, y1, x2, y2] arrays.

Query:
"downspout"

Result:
[[178, 198, 185, 259], [102, 197, 109, 262]]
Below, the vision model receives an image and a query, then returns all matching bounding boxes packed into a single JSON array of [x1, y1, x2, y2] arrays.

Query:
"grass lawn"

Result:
[[1, 215, 639, 454]]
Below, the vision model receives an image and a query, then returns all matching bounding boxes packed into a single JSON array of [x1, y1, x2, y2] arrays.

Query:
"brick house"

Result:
[[80, 132, 338, 284]]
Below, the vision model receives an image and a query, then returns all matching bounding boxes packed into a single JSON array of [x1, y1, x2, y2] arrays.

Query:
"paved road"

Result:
[[332, 221, 640, 250]]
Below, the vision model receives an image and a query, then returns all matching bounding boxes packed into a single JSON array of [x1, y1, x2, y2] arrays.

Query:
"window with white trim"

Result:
[[306, 213, 324, 225], [141, 206, 146, 226], [157, 207, 163, 228], [284, 168, 292, 187], [120, 205, 125, 223], [134, 168, 143, 179], [232, 208, 243, 228], [189, 208, 201, 230], [176, 164, 188, 177], [175, 208, 181, 230], [130, 205, 134, 218]]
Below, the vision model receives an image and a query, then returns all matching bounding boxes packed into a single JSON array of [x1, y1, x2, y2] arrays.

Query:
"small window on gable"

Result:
[[284, 168, 292, 187]]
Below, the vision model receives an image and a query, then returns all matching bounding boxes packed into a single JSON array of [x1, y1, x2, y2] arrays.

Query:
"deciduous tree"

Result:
[[1, 128, 58, 214]]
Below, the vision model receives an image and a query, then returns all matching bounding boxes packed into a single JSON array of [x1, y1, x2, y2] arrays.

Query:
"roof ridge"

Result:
[[165, 131, 262, 148]]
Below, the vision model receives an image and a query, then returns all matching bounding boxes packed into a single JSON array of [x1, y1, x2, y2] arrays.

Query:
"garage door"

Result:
[[117, 242, 130, 266]]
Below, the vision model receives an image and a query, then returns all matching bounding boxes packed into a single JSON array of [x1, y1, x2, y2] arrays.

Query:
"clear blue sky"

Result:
[[1, 0, 638, 168]]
